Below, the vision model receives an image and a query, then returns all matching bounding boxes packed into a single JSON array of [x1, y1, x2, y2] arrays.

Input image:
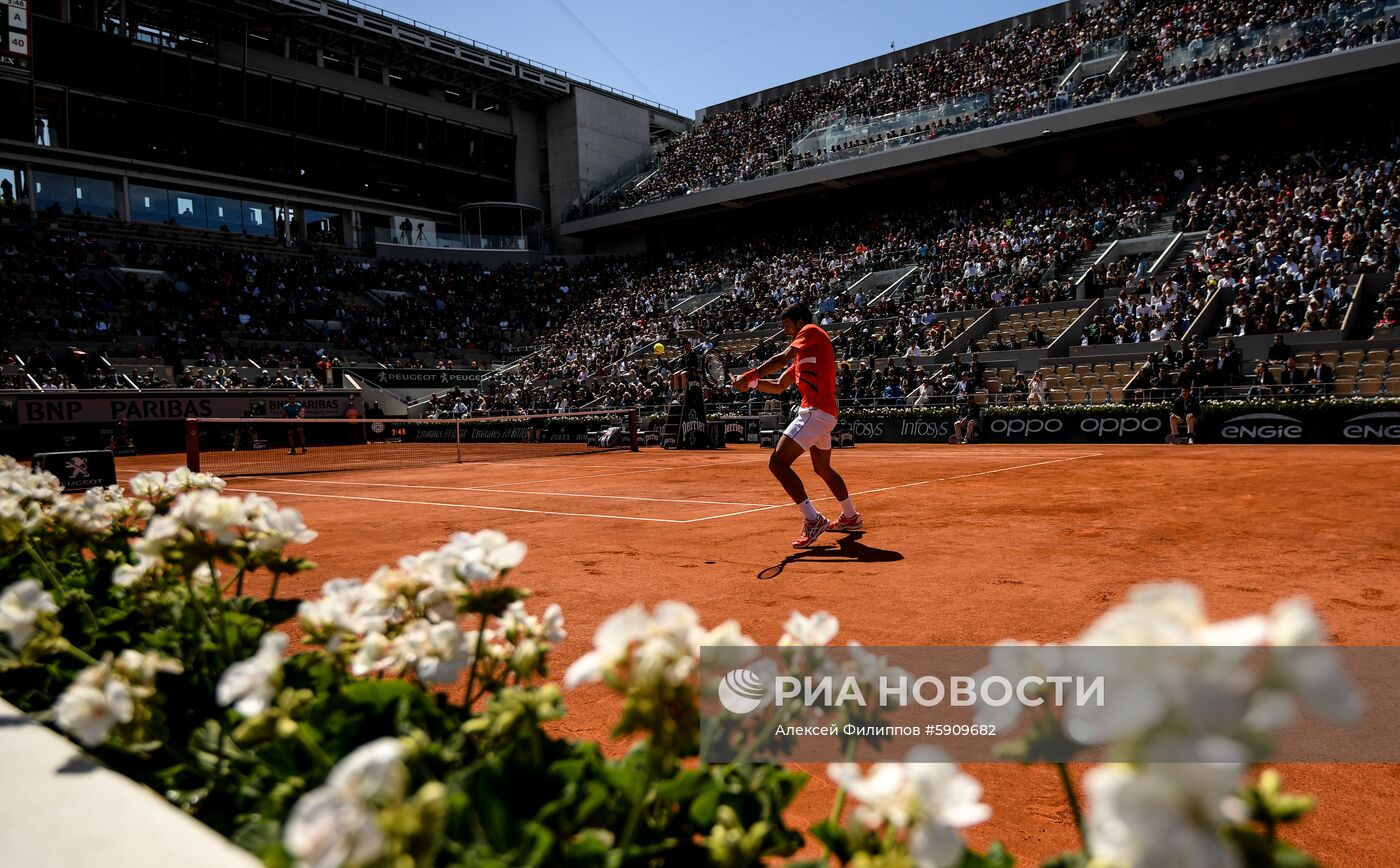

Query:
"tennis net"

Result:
[[184, 410, 639, 477]]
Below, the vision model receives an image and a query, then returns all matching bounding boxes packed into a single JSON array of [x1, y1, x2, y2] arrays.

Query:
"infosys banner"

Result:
[[9, 391, 363, 425]]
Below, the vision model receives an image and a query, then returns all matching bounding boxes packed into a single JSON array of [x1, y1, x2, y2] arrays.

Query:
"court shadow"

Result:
[[757, 532, 903, 581]]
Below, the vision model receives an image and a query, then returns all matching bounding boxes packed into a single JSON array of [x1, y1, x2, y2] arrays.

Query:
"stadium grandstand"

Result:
[[2, 0, 1399, 452]]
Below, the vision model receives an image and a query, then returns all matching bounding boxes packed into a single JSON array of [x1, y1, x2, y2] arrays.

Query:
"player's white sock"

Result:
[[839, 497, 856, 518], [798, 499, 820, 521]]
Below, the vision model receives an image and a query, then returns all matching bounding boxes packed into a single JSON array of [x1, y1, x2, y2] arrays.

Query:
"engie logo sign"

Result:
[[1219, 413, 1304, 441], [1341, 412, 1400, 442]]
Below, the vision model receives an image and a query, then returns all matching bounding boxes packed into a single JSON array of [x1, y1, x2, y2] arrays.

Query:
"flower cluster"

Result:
[[283, 737, 417, 868], [53, 649, 182, 746], [298, 531, 554, 688], [564, 601, 754, 691], [217, 631, 289, 717], [0, 578, 59, 650], [829, 747, 992, 868], [976, 583, 1361, 755], [0, 455, 61, 542], [114, 489, 317, 589]]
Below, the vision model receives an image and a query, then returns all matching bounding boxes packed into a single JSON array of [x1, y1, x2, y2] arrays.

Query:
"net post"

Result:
[[629, 409, 639, 452], [184, 418, 201, 472]]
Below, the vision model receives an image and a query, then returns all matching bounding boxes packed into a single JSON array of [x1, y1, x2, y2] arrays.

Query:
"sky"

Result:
[[374, 0, 1051, 117]]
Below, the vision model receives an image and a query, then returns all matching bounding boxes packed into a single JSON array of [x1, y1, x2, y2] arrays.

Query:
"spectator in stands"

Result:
[[1247, 361, 1277, 398], [1007, 373, 1031, 405], [1278, 356, 1309, 396], [1026, 371, 1048, 406], [909, 376, 938, 406], [1169, 386, 1201, 444], [1376, 306, 1399, 332], [1267, 334, 1293, 363], [1306, 352, 1335, 395], [1217, 338, 1242, 381]]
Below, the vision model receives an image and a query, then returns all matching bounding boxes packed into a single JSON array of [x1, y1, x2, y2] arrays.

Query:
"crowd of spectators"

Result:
[[576, 0, 1400, 217]]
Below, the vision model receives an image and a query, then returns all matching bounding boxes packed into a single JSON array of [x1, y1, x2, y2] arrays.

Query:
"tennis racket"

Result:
[[701, 350, 729, 389]]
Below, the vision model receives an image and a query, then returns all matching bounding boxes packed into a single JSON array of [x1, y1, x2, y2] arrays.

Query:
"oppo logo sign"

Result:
[[989, 417, 1063, 437], [1219, 413, 1304, 441], [1079, 416, 1162, 437], [1342, 412, 1400, 441], [900, 418, 950, 439]]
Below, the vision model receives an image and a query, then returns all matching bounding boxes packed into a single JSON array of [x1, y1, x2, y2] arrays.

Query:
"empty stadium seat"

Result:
[[1069, 387, 1088, 404], [1342, 350, 1365, 364], [1109, 386, 1125, 402], [1357, 378, 1382, 396], [1365, 349, 1390, 364], [1385, 377, 1400, 396], [1050, 389, 1068, 404], [1089, 386, 1108, 404]]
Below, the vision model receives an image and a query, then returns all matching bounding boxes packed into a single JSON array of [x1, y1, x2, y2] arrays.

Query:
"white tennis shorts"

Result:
[[783, 406, 837, 451]]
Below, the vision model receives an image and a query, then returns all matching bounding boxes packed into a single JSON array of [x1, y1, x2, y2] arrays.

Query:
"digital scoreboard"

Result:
[[1, 0, 30, 76]]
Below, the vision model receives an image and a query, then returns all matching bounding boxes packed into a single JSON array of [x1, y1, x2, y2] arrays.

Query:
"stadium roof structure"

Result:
[[116, 0, 687, 128]]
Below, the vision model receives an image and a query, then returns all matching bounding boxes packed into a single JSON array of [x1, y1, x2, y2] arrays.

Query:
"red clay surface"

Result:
[[120, 443, 1400, 865]]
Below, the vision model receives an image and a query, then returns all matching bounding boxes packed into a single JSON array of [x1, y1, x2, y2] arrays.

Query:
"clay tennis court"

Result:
[[119, 443, 1400, 864]]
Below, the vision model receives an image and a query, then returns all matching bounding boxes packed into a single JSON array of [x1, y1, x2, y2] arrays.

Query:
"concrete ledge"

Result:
[[0, 698, 261, 868]]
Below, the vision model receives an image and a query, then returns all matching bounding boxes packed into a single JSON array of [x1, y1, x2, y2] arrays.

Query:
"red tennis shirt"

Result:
[[788, 323, 839, 417]]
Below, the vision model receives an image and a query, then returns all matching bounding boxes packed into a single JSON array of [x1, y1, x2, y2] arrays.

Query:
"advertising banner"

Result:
[[8, 391, 363, 425], [344, 368, 486, 389]]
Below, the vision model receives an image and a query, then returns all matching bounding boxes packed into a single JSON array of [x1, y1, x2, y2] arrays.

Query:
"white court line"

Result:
[[678, 453, 1101, 523], [214, 486, 692, 524], [117, 451, 1101, 525], [465, 456, 763, 488], [250, 475, 772, 507]]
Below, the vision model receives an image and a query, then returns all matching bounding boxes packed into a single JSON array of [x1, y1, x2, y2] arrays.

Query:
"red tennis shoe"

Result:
[[830, 512, 864, 532], [792, 515, 830, 549]]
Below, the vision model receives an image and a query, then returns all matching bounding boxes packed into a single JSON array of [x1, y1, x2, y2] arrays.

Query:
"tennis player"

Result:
[[283, 394, 307, 455], [735, 303, 861, 548]]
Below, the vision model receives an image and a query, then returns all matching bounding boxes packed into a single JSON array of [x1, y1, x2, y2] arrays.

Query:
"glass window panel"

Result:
[[34, 171, 77, 213], [73, 176, 117, 217], [168, 190, 207, 228], [129, 183, 170, 224], [242, 201, 274, 237], [207, 195, 243, 234]]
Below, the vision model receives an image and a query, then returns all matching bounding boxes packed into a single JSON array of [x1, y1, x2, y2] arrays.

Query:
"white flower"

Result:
[[394, 619, 475, 684], [112, 555, 163, 588], [300, 579, 387, 646], [564, 604, 650, 688], [114, 649, 182, 686], [326, 737, 408, 803], [169, 490, 248, 544], [972, 641, 1063, 730], [778, 610, 839, 647], [163, 466, 226, 494], [0, 579, 59, 650], [539, 603, 566, 644], [1265, 598, 1362, 723], [128, 471, 167, 498], [216, 631, 288, 716], [829, 747, 990, 868], [1085, 761, 1245, 868], [485, 540, 527, 572], [245, 498, 318, 554], [283, 786, 386, 868], [53, 663, 135, 747], [350, 632, 400, 677]]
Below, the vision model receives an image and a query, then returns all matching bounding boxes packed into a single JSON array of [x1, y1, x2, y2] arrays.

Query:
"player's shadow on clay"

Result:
[[757, 533, 903, 581]]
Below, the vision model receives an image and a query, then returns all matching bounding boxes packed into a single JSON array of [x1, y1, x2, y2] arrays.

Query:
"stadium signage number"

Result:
[[2, 0, 30, 73], [1218, 413, 1305, 441]]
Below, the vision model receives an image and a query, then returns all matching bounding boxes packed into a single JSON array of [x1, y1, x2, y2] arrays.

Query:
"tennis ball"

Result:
[[653, 342, 666, 355]]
